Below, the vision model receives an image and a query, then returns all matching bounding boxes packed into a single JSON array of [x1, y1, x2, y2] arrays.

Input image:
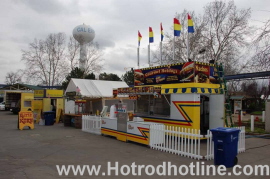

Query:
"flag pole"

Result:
[[148, 44, 150, 66], [160, 41, 162, 65], [137, 47, 140, 68], [173, 36, 175, 61], [187, 32, 189, 60]]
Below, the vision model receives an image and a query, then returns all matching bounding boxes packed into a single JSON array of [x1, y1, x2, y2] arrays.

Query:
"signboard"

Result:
[[118, 86, 161, 95], [18, 111, 34, 130], [134, 62, 220, 86], [113, 89, 118, 98], [66, 91, 76, 100], [46, 90, 63, 98], [34, 90, 45, 98]]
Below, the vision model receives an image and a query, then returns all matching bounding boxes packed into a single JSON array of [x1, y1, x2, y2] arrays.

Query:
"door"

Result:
[[209, 94, 225, 129]]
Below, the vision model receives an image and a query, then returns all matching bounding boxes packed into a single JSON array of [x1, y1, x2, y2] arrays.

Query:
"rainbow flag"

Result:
[[174, 18, 181, 36], [138, 31, 142, 46], [188, 14, 194, 33], [149, 27, 154, 43], [160, 23, 164, 41]]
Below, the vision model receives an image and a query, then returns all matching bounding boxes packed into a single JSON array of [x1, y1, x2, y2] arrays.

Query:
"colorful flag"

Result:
[[174, 18, 181, 36], [160, 23, 164, 41], [138, 31, 142, 46], [188, 14, 194, 33], [149, 27, 154, 43]]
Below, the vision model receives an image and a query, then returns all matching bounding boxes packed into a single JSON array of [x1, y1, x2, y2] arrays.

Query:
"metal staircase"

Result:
[[216, 63, 234, 127]]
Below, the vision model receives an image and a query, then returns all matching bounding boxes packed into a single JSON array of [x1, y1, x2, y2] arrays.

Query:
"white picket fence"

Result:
[[150, 125, 246, 160], [150, 125, 204, 160], [205, 126, 246, 160], [82, 115, 101, 135], [81, 115, 245, 160]]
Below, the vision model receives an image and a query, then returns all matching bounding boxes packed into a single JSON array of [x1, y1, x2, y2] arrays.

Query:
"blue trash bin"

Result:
[[210, 127, 240, 168], [43, 111, 55, 126]]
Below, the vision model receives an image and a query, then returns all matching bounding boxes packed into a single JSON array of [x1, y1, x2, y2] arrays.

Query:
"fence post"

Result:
[[251, 115, 254, 132], [262, 111, 265, 122]]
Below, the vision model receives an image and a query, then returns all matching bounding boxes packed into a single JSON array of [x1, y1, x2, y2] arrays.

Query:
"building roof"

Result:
[[2, 83, 43, 90], [65, 78, 128, 98]]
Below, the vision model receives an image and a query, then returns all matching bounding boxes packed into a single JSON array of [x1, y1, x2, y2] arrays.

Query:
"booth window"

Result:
[[136, 94, 170, 117]]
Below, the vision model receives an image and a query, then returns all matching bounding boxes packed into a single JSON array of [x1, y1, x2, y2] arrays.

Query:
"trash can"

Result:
[[43, 111, 55, 126], [210, 127, 240, 168]]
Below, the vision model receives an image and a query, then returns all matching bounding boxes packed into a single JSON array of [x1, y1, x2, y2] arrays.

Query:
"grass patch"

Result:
[[245, 127, 269, 134], [250, 111, 262, 115]]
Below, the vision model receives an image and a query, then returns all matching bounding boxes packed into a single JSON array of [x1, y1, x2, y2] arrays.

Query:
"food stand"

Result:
[[100, 103, 164, 145], [115, 62, 225, 135]]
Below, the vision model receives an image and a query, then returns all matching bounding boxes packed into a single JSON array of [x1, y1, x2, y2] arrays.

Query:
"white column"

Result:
[[262, 111, 265, 122], [251, 115, 254, 132]]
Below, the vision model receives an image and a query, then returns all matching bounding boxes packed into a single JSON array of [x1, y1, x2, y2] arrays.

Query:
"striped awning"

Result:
[[161, 87, 221, 94]]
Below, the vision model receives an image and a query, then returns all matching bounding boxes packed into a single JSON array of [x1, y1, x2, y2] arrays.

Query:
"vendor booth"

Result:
[[64, 79, 134, 128], [33, 89, 64, 124]]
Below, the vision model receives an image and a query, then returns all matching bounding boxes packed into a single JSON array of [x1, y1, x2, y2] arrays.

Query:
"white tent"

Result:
[[65, 78, 128, 98]]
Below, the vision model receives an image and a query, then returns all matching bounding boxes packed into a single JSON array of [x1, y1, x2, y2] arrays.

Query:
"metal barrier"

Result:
[[82, 115, 101, 135]]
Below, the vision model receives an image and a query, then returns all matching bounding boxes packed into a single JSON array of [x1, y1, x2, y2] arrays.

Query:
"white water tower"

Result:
[[73, 24, 95, 70]]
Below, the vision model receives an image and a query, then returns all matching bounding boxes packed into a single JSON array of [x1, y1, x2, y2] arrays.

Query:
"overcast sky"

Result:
[[0, 0, 269, 84]]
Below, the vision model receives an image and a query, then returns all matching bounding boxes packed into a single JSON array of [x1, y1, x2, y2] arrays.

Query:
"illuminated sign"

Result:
[[134, 62, 219, 86]]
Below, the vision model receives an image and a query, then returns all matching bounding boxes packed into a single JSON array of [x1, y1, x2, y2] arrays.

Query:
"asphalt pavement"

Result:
[[0, 111, 269, 178]]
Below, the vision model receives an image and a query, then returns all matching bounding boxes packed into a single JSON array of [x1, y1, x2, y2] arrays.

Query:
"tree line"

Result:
[[5, 0, 270, 94]]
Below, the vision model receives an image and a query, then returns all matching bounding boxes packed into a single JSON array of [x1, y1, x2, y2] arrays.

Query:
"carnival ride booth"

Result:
[[116, 62, 226, 135], [64, 78, 133, 128], [33, 89, 64, 125]]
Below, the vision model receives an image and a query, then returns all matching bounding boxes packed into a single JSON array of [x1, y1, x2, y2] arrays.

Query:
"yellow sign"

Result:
[[18, 111, 34, 130], [34, 90, 44, 98], [33, 100, 43, 110], [46, 90, 63, 98]]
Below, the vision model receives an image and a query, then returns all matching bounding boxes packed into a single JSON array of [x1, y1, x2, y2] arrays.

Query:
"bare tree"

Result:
[[5, 70, 24, 85], [152, 0, 251, 75], [21, 33, 68, 86], [248, 19, 270, 72], [67, 36, 80, 69], [66, 38, 103, 75]]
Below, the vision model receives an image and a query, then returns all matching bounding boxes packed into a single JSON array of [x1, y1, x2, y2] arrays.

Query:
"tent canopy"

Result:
[[65, 78, 128, 98]]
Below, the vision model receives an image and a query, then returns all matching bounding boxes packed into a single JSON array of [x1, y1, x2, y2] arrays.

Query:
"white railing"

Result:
[[82, 115, 101, 135], [150, 125, 204, 160], [205, 126, 246, 160], [150, 126, 246, 160]]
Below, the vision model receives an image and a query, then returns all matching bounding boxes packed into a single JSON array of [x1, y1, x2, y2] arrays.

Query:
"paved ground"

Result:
[[0, 111, 269, 178]]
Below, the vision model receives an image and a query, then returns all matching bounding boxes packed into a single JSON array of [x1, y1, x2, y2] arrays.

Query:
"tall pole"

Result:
[[173, 36, 175, 61], [137, 47, 140, 68], [148, 44, 150, 66], [160, 41, 162, 65], [187, 33, 189, 60]]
